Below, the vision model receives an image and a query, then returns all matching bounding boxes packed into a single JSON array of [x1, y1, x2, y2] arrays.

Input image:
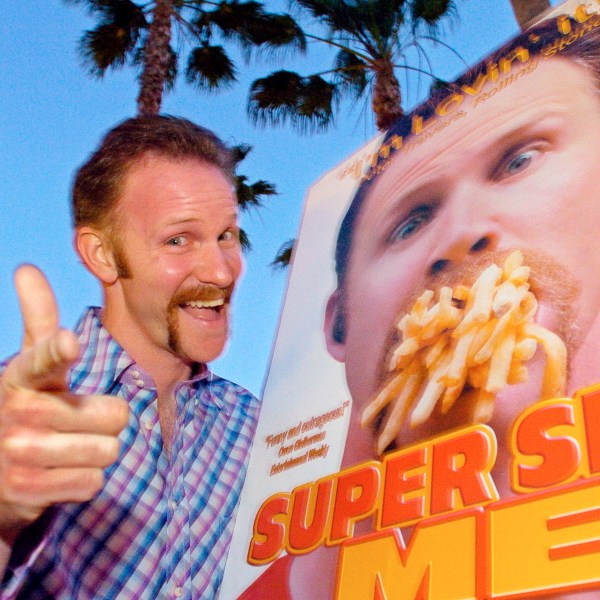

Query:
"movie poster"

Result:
[[221, 1, 600, 597]]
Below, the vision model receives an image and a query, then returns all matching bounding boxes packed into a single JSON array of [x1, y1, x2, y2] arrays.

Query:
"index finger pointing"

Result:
[[3, 328, 79, 392], [6, 265, 79, 391], [14, 265, 60, 352]]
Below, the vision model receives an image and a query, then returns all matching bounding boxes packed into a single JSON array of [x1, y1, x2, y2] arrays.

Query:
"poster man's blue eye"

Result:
[[506, 152, 533, 174], [389, 206, 433, 243]]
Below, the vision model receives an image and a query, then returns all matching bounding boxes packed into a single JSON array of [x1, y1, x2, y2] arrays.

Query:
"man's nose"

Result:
[[428, 197, 500, 276], [192, 243, 237, 287]]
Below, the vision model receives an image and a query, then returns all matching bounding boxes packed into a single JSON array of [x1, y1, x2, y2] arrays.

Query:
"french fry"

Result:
[[503, 250, 524, 274], [443, 328, 477, 387], [425, 334, 450, 369], [437, 287, 453, 323], [472, 389, 495, 423], [410, 378, 445, 427], [453, 285, 470, 303], [493, 281, 528, 317], [362, 369, 408, 428], [376, 368, 424, 454], [519, 292, 538, 322], [507, 361, 528, 385], [520, 323, 567, 399], [469, 319, 498, 359], [362, 250, 568, 455], [473, 311, 511, 364], [441, 380, 465, 414], [468, 362, 490, 389], [389, 337, 421, 369], [485, 330, 516, 393], [513, 338, 537, 362], [410, 353, 451, 427], [507, 265, 530, 286], [452, 264, 502, 337]]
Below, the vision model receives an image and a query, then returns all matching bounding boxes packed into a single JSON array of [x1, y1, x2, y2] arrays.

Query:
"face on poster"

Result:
[[224, 3, 600, 599]]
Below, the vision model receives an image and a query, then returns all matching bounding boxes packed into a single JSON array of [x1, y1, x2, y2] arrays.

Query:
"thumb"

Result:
[[7, 265, 78, 391], [14, 265, 60, 351]]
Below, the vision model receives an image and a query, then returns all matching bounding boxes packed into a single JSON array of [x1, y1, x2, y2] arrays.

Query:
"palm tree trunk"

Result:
[[509, 0, 550, 30], [372, 59, 403, 132], [137, 0, 173, 115]]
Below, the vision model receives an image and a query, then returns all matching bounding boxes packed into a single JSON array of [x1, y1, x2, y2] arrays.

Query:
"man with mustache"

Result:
[[0, 116, 259, 598], [296, 13, 600, 600], [324, 15, 600, 489]]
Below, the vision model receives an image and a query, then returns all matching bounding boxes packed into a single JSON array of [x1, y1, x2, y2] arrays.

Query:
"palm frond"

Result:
[[236, 175, 278, 210], [360, 0, 406, 44], [185, 44, 237, 90], [333, 49, 368, 97], [429, 76, 449, 94], [298, 75, 337, 121], [271, 239, 295, 270], [239, 227, 252, 253], [80, 23, 138, 74], [244, 14, 306, 51], [247, 70, 336, 133], [294, 0, 359, 33], [410, 0, 457, 33], [197, 1, 306, 64], [207, 0, 263, 38], [247, 70, 303, 120], [230, 143, 253, 165], [77, 0, 146, 75]]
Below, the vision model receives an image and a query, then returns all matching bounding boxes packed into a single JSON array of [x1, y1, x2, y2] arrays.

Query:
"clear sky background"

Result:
[[0, 0, 560, 396]]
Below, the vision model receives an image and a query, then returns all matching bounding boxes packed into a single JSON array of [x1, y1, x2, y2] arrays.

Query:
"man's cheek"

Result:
[[345, 334, 385, 409], [161, 261, 189, 280]]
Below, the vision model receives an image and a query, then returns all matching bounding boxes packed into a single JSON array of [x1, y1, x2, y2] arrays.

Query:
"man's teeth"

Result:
[[185, 299, 225, 309]]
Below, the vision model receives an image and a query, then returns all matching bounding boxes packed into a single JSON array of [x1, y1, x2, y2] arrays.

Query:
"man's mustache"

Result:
[[170, 284, 234, 307]]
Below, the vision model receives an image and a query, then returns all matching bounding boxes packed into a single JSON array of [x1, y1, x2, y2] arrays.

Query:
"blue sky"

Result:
[[0, 0, 555, 396]]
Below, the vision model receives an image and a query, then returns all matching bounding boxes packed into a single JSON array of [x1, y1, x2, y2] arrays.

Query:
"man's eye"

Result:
[[495, 146, 542, 180], [220, 229, 239, 243], [389, 206, 433, 243], [167, 236, 187, 246], [505, 151, 534, 174]]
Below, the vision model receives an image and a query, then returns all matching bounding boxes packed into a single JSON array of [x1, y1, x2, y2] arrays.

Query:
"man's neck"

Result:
[[99, 304, 194, 407]]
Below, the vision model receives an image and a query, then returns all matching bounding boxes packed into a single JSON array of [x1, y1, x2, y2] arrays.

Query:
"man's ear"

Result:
[[324, 289, 347, 362], [75, 227, 119, 284]]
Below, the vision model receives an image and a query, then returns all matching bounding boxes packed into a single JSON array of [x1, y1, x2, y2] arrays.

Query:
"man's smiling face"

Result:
[[109, 153, 242, 367], [327, 57, 600, 453]]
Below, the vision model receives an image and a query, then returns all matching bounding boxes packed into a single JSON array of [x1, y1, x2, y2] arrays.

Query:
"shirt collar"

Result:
[[70, 307, 211, 396], [69, 308, 135, 395]]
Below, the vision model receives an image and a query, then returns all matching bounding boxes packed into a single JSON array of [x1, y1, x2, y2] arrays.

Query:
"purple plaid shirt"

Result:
[[1, 308, 260, 600]]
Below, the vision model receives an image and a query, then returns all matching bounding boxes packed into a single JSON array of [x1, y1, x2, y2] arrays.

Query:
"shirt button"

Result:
[[173, 587, 183, 597], [170, 500, 177, 510], [131, 370, 140, 379], [145, 420, 153, 430], [135, 379, 144, 388]]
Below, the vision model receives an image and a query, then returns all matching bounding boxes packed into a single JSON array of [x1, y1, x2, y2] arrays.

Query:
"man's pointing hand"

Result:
[[0, 265, 129, 533]]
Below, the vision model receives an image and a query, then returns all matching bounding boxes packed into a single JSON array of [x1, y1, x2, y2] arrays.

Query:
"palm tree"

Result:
[[66, 0, 300, 252], [509, 0, 550, 30], [247, 0, 460, 133], [66, 0, 305, 114]]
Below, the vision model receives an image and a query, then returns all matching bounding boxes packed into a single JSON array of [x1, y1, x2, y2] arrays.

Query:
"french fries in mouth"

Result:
[[362, 250, 568, 455]]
